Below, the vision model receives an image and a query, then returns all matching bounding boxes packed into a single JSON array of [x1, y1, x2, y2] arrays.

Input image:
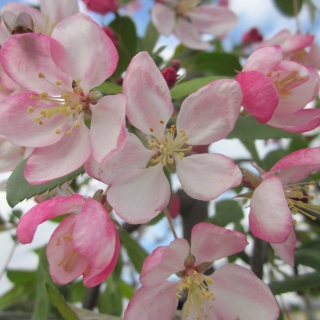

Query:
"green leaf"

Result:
[[194, 52, 242, 76], [119, 280, 134, 300], [92, 82, 122, 95], [69, 305, 121, 320], [109, 17, 137, 78], [262, 149, 288, 171], [269, 272, 320, 295], [6, 159, 84, 207], [119, 231, 148, 273], [46, 283, 79, 320], [142, 21, 160, 55], [171, 76, 224, 100], [273, 0, 303, 16], [0, 286, 27, 310], [227, 116, 302, 140], [6, 270, 36, 285], [295, 248, 320, 272], [69, 281, 87, 303]]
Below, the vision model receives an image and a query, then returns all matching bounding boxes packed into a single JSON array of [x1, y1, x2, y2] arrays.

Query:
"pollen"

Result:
[[38, 72, 45, 78], [28, 106, 34, 113], [55, 129, 61, 134]]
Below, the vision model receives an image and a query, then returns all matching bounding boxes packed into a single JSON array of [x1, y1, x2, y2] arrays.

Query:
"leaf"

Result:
[[119, 280, 134, 300], [262, 149, 288, 171], [269, 272, 320, 295], [142, 21, 160, 55], [171, 76, 225, 100], [0, 286, 27, 310], [92, 82, 122, 95], [119, 231, 148, 273], [273, 0, 303, 16], [6, 270, 36, 285], [46, 283, 79, 320], [109, 17, 137, 78], [227, 116, 302, 139], [295, 248, 320, 272], [6, 159, 84, 208], [69, 305, 121, 320]]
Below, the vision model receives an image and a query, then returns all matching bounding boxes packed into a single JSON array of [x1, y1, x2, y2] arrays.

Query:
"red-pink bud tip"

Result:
[[161, 67, 178, 89]]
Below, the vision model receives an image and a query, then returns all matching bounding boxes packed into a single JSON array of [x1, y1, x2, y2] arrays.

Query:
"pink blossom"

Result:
[[123, 223, 279, 320], [85, 52, 242, 224], [236, 46, 320, 133], [0, 14, 126, 184], [247, 148, 320, 262], [17, 195, 119, 287], [151, 0, 237, 50], [256, 29, 320, 69], [83, 0, 140, 15]]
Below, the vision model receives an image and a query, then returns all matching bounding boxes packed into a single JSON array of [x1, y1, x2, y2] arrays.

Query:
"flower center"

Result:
[[149, 124, 192, 166], [28, 73, 90, 136], [176, 269, 215, 319], [267, 70, 307, 99], [285, 181, 320, 222], [174, 0, 201, 16]]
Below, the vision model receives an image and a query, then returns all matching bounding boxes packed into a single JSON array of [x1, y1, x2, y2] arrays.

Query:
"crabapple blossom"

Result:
[[17, 195, 119, 287], [85, 52, 242, 224], [83, 0, 140, 16], [236, 46, 320, 133], [242, 148, 320, 263], [123, 223, 279, 320], [151, 0, 237, 50], [0, 14, 126, 184]]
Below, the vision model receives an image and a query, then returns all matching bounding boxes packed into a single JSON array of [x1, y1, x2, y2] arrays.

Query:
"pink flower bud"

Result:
[[169, 194, 180, 219], [242, 28, 263, 45], [83, 0, 118, 14], [161, 67, 178, 89]]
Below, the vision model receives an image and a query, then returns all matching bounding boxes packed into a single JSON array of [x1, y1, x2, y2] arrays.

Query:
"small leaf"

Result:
[[273, 0, 303, 16], [6, 159, 84, 207], [171, 76, 225, 100], [295, 248, 320, 272], [142, 21, 160, 55], [7, 270, 36, 285], [269, 272, 320, 295], [92, 82, 122, 95], [119, 231, 148, 273], [46, 283, 79, 320]]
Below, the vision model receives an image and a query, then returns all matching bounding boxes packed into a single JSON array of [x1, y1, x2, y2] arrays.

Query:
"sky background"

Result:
[[0, 0, 319, 308]]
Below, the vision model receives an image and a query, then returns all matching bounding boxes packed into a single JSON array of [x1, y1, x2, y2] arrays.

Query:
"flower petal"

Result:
[[90, 94, 126, 162], [176, 154, 242, 201], [271, 227, 296, 266], [24, 122, 91, 184], [190, 223, 248, 266], [210, 264, 279, 320], [123, 52, 173, 139], [50, 14, 118, 92], [16, 195, 85, 244], [236, 71, 279, 123], [123, 282, 177, 320], [140, 238, 189, 286], [0, 33, 70, 94], [85, 132, 156, 184], [177, 79, 242, 144], [151, 3, 175, 36], [249, 174, 292, 243], [47, 215, 88, 285], [107, 165, 170, 224], [174, 19, 210, 50]]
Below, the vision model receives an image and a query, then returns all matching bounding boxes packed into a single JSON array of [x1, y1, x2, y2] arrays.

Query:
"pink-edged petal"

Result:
[[16, 195, 85, 244], [0, 33, 71, 94], [267, 108, 320, 133], [271, 227, 296, 266], [46, 215, 88, 285], [85, 132, 156, 184], [1, 3, 45, 34], [177, 79, 242, 144], [210, 264, 279, 320], [256, 29, 291, 49], [0, 92, 66, 147], [123, 52, 173, 139], [176, 154, 242, 201], [90, 94, 126, 162], [249, 174, 292, 243], [24, 122, 91, 184], [243, 46, 282, 73], [151, 3, 175, 36], [236, 71, 279, 123], [307, 43, 320, 69], [190, 223, 248, 266], [40, 0, 79, 26], [268, 147, 320, 184], [73, 198, 116, 272], [174, 19, 210, 50], [123, 282, 177, 320], [51, 14, 118, 92], [189, 5, 237, 36], [83, 230, 120, 287], [107, 165, 170, 224], [281, 34, 314, 54], [140, 238, 189, 286]]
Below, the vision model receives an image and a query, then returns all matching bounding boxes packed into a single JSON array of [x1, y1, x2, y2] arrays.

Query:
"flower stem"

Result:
[[164, 208, 178, 239]]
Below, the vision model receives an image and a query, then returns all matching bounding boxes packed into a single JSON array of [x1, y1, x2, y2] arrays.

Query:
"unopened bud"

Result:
[[161, 67, 178, 89], [170, 194, 180, 219], [170, 59, 181, 72], [242, 28, 263, 46]]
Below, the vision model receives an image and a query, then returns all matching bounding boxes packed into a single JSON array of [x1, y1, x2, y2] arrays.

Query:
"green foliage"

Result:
[[6, 159, 84, 207], [273, 0, 303, 16], [142, 21, 160, 55], [109, 16, 138, 78], [92, 82, 122, 95], [295, 248, 320, 272]]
